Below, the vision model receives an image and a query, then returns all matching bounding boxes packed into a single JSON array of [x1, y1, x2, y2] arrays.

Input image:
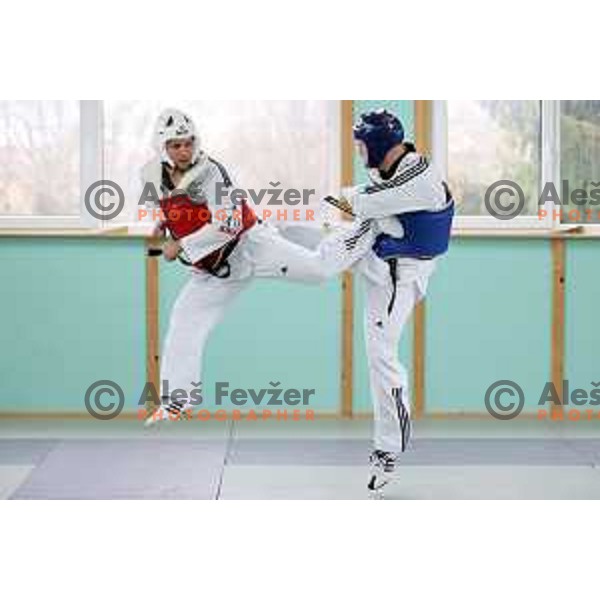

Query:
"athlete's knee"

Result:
[[367, 345, 405, 375]]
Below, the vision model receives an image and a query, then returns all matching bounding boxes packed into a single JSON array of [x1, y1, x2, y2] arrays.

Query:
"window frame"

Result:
[[0, 100, 103, 230], [5, 100, 598, 233], [1, 100, 342, 233], [432, 99, 573, 231]]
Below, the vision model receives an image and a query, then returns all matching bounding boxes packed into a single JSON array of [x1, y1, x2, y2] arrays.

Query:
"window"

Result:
[[0, 101, 340, 229], [0, 101, 79, 221], [446, 100, 541, 218], [560, 100, 600, 224], [435, 100, 600, 229], [435, 100, 543, 228], [104, 101, 339, 224]]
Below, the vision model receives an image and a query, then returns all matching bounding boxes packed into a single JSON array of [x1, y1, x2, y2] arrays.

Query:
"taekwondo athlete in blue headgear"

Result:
[[335, 108, 455, 495]]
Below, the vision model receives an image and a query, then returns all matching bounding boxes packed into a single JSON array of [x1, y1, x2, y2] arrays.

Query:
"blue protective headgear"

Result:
[[353, 109, 405, 168]]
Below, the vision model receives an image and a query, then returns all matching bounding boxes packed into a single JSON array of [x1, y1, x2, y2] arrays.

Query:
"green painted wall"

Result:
[[0, 238, 145, 413], [565, 241, 600, 407], [0, 238, 341, 415], [159, 261, 342, 412], [0, 235, 592, 417], [426, 239, 552, 413]]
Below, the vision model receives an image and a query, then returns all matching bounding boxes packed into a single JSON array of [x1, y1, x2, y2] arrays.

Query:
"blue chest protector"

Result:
[[373, 198, 455, 261]]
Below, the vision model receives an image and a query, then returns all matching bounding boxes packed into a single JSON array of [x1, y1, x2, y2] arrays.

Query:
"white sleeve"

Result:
[[185, 157, 238, 212], [351, 159, 447, 219]]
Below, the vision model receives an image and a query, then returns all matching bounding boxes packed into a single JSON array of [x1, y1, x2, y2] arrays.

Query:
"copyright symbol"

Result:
[[84, 180, 125, 221], [484, 380, 525, 420], [484, 180, 525, 220], [84, 380, 125, 421]]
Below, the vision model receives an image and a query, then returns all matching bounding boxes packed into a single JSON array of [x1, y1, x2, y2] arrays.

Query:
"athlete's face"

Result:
[[166, 138, 194, 170], [355, 140, 370, 167]]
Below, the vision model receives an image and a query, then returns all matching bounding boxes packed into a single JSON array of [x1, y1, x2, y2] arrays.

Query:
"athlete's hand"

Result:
[[163, 239, 181, 261], [337, 197, 354, 215], [151, 221, 167, 238], [322, 195, 355, 217]]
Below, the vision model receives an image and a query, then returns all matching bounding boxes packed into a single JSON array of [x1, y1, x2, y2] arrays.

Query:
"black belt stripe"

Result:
[[387, 258, 398, 316]]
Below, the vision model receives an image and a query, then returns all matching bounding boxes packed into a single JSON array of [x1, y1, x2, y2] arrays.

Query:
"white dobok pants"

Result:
[[159, 220, 436, 456]]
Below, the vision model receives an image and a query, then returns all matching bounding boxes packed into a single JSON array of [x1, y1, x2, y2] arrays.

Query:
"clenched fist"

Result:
[[162, 239, 182, 262]]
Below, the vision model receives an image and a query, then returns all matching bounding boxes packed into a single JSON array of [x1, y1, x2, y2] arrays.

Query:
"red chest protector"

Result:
[[159, 194, 257, 276]]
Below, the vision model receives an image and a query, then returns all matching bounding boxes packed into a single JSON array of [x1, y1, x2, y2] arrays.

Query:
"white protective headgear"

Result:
[[155, 108, 202, 167]]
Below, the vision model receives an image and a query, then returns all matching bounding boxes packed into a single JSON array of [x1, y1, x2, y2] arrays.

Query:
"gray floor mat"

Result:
[[8, 437, 600, 500], [11, 439, 228, 499], [229, 439, 369, 465], [562, 439, 600, 463], [229, 438, 590, 466], [402, 438, 588, 465], [219, 465, 600, 500], [0, 440, 58, 465]]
